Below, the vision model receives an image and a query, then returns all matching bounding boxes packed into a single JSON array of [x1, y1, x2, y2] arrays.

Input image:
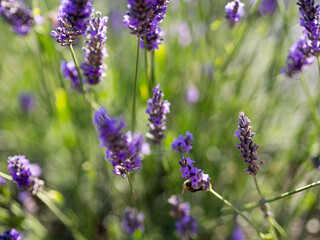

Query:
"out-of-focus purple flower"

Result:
[[0, 0, 34, 36], [61, 61, 82, 91], [93, 107, 142, 178], [178, 22, 192, 47], [51, 0, 93, 46], [282, 36, 314, 77], [0, 228, 23, 240], [8, 155, 44, 195], [311, 156, 320, 170], [168, 195, 198, 238], [235, 112, 264, 176], [232, 225, 246, 240], [186, 85, 199, 104], [19, 93, 36, 114], [109, 10, 123, 33], [146, 84, 170, 145], [122, 207, 144, 234], [179, 155, 211, 192], [0, 177, 6, 185], [225, 0, 245, 27], [18, 191, 38, 213], [126, 131, 150, 155], [172, 131, 193, 154], [297, 0, 320, 55], [81, 12, 108, 85], [259, 0, 277, 15], [124, 0, 171, 50]]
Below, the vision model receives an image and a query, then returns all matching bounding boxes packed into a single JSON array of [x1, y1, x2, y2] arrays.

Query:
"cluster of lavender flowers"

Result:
[[0, 0, 34, 36], [122, 207, 144, 234], [93, 107, 142, 178], [146, 84, 170, 145], [225, 0, 245, 27], [124, 0, 171, 50], [297, 0, 320, 56], [282, 36, 314, 77], [168, 195, 198, 239], [8, 155, 44, 195], [51, 0, 93, 46], [0, 229, 22, 240], [81, 12, 108, 85], [179, 155, 210, 192], [234, 112, 264, 176], [171, 131, 193, 154]]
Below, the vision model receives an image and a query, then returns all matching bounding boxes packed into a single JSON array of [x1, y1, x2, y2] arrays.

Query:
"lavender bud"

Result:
[[0, 0, 34, 36], [225, 0, 245, 27], [282, 36, 314, 77], [234, 112, 264, 176], [93, 107, 142, 178], [0, 228, 23, 240], [61, 61, 82, 91], [81, 12, 108, 85], [168, 195, 198, 238], [179, 155, 211, 192], [297, 0, 320, 55], [232, 225, 246, 240], [51, 0, 93, 46], [122, 207, 144, 234], [146, 84, 170, 145], [8, 155, 44, 195], [19, 92, 36, 114], [259, 0, 277, 15], [171, 131, 194, 154]]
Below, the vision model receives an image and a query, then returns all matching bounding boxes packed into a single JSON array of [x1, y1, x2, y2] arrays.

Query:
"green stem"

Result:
[[300, 75, 320, 131], [127, 173, 136, 207], [208, 188, 255, 228], [151, 50, 155, 88], [144, 35, 151, 96], [132, 37, 141, 132], [69, 45, 83, 91], [37, 191, 86, 240], [253, 176, 278, 240], [221, 0, 262, 73], [0, 172, 12, 181]]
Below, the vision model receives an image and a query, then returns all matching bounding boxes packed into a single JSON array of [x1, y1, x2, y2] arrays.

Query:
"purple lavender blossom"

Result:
[[0, 0, 34, 36], [81, 12, 108, 85], [259, 0, 277, 15], [232, 225, 246, 240], [178, 155, 211, 192], [225, 0, 245, 27], [168, 195, 198, 238], [61, 61, 82, 91], [146, 84, 170, 145], [51, 0, 93, 46], [0, 228, 23, 240], [18, 191, 38, 213], [297, 0, 320, 55], [186, 85, 199, 103], [19, 93, 36, 114], [0, 177, 6, 185], [93, 107, 142, 178], [8, 155, 44, 195], [171, 131, 194, 154], [282, 36, 314, 77], [234, 112, 264, 176], [124, 0, 171, 50], [122, 207, 144, 234]]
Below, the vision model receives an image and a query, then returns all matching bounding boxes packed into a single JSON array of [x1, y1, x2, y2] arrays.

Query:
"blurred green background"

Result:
[[0, 0, 319, 239]]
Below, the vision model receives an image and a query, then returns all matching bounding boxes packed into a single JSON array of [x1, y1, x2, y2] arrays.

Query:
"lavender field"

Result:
[[0, 0, 320, 239]]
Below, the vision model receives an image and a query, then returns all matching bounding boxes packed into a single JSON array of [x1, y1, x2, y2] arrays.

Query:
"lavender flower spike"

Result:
[[8, 155, 44, 195], [297, 0, 320, 55], [51, 0, 93, 46], [171, 131, 194, 154], [0, 0, 34, 36], [234, 112, 264, 176], [0, 228, 23, 240], [93, 107, 142, 178], [61, 61, 82, 91], [225, 0, 245, 27], [179, 155, 211, 192], [81, 12, 108, 85], [146, 84, 170, 145], [282, 36, 314, 77], [168, 195, 198, 238], [122, 207, 144, 234]]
